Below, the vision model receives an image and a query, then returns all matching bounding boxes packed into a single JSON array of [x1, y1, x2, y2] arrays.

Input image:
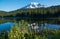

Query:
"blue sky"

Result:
[[0, 0, 60, 11]]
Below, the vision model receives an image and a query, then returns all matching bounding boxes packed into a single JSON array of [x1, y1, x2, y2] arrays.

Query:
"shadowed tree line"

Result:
[[0, 5, 60, 24], [0, 5, 60, 18]]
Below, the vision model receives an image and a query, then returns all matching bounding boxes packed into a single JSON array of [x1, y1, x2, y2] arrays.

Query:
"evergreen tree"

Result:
[[0, 30, 8, 39]]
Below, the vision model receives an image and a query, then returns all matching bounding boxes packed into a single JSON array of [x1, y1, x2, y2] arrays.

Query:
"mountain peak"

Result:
[[30, 2, 40, 8], [24, 2, 45, 8], [30, 2, 39, 5]]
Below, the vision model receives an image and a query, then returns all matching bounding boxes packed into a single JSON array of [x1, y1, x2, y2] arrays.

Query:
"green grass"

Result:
[[0, 22, 60, 39]]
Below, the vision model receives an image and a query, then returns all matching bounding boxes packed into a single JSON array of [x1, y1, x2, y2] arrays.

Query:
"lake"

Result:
[[0, 22, 60, 32], [0, 22, 15, 32]]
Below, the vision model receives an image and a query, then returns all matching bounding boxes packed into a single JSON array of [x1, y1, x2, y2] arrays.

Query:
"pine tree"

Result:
[[0, 30, 8, 39]]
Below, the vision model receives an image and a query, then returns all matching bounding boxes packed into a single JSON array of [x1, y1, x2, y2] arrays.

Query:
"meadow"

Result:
[[0, 20, 60, 39]]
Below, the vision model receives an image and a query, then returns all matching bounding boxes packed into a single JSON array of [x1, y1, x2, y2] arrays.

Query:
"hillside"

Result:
[[0, 5, 60, 24], [0, 5, 60, 18]]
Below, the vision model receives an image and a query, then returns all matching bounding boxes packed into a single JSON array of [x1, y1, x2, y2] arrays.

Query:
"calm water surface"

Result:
[[0, 22, 60, 32]]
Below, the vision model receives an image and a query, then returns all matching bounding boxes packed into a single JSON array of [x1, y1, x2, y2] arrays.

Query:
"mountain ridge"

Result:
[[0, 4, 60, 16]]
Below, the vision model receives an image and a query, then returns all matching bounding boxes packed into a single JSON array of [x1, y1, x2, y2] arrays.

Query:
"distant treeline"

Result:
[[0, 5, 60, 19]]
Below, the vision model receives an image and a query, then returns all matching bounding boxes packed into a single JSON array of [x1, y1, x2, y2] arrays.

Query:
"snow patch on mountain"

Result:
[[24, 2, 45, 8]]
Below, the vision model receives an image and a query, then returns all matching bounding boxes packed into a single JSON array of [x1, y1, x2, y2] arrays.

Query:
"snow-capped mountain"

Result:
[[24, 2, 45, 8]]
